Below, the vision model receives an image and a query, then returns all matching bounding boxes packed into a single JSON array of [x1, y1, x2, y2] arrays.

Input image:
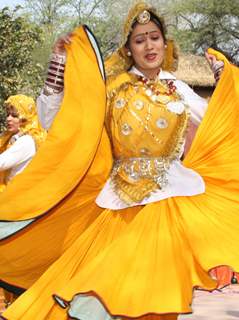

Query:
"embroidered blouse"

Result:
[[37, 68, 208, 209]]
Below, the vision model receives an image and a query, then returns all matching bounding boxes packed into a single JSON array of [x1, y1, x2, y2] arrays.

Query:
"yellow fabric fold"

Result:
[[184, 48, 239, 179], [0, 26, 112, 221]]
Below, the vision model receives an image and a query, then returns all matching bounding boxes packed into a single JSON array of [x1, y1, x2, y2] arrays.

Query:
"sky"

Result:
[[0, 0, 25, 8]]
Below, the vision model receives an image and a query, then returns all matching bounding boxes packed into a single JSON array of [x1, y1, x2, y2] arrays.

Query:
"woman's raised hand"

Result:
[[205, 51, 224, 82], [52, 32, 74, 55]]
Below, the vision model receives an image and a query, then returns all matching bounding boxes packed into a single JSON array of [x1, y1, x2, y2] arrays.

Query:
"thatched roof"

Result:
[[173, 53, 215, 87]]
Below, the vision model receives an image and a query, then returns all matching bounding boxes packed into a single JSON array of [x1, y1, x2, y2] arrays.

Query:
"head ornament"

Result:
[[136, 10, 151, 24]]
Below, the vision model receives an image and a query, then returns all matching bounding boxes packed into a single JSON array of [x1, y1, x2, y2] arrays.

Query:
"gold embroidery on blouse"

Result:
[[106, 73, 190, 204]]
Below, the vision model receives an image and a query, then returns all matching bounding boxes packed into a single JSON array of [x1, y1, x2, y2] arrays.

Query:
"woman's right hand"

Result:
[[52, 32, 73, 55]]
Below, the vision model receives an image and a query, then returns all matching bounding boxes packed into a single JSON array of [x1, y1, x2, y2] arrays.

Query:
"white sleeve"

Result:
[[174, 80, 208, 125], [0, 136, 36, 171], [36, 91, 64, 130]]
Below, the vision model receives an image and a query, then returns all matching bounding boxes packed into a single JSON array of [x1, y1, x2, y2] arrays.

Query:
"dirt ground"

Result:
[[179, 285, 239, 320]]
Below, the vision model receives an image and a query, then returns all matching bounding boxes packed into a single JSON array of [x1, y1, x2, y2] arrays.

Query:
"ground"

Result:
[[179, 285, 239, 320]]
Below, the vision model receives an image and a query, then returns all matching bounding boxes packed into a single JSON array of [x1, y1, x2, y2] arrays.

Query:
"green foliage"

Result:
[[168, 0, 239, 64], [0, 102, 6, 133], [0, 6, 44, 132]]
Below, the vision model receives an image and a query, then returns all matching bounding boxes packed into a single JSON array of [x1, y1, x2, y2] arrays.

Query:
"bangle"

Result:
[[211, 60, 224, 82], [44, 53, 66, 93], [43, 84, 63, 96], [50, 53, 66, 64]]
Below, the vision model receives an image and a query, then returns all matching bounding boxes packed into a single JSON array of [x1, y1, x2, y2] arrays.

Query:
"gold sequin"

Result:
[[156, 118, 168, 129], [121, 123, 132, 135], [115, 98, 126, 109], [145, 89, 153, 96], [140, 148, 151, 155], [133, 99, 144, 110], [166, 101, 185, 114], [151, 95, 157, 102], [156, 95, 171, 104]]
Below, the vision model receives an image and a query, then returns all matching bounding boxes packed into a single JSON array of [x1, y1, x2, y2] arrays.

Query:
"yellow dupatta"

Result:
[[0, 26, 112, 221]]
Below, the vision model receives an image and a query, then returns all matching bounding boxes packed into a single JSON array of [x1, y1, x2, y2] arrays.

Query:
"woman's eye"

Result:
[[11, 113, 18, 118], [135, 39, 144, 44], [151, 36, 160, 41]]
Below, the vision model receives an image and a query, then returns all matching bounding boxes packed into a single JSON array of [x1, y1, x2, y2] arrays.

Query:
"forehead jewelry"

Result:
[[137, 10, 151, 24]]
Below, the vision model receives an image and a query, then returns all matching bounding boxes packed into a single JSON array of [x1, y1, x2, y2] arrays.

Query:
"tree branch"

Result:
[[87, 0, 104, 18], [178, 13, 196, 29]]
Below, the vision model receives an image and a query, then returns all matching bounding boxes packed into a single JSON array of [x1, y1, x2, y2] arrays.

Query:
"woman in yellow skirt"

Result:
[[0, 2, 239, 320]]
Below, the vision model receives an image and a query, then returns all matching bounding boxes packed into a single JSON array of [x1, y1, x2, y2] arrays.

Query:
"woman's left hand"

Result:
[[205, 51, 224, 82]]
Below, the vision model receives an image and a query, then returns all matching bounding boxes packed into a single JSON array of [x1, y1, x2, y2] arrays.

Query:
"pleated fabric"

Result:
[[1, 43, 239, 320], [0, 25, 112, 221], [0, 25, 112, 288]]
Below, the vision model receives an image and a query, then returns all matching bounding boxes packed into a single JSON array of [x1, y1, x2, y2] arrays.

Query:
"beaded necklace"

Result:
[[137, 75, 177, 103]]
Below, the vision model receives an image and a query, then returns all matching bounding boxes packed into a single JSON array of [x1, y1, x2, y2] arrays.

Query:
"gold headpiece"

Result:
[[136, 10, 151, 24], [105, 2, 178, 78]]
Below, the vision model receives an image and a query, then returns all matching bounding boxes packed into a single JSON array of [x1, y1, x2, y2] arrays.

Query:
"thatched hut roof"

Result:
[[173, 53, 215, 87]]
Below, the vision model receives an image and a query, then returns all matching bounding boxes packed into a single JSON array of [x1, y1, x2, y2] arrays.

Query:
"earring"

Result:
[[127, 51, 132, 57], [164, 44, 167, 48]]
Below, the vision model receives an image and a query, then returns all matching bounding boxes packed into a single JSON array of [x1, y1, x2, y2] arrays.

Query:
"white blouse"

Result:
[[0, 134, 36, 183], [37, 68, 208, 210]]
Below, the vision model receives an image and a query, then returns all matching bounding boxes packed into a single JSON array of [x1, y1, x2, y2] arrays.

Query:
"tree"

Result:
[[0, 6, 44, 132], [61, 0, 122, 56], [24, 0, 69, 35], [168, 0, 239, 65]]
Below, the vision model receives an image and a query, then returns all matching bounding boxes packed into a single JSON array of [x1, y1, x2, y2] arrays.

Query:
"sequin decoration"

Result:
[[167, 101, 185, 114], [156, 95, 171, 104], [156, 118, 168, 129], [145, 89, 153, 96], [121, 123, 132, 135], [133, 99, 144, 110], [115, 98, 126, 109], [151, 95, 157, 102], [140, 148, 151, 156]]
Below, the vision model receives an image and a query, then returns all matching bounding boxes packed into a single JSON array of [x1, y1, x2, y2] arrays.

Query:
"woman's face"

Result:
[[6, 109, 20, 134], [128, 20, 166, 79]]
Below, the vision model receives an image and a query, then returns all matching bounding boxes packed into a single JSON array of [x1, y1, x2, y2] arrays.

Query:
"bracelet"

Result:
[[211, 60, 224, 82], [43, 84, 63, 96], [44, 53, 66, 94], [50, 53, 66, 64]]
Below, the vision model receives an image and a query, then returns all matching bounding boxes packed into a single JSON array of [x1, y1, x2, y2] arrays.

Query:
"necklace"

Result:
[[136, 75, 178, 105]]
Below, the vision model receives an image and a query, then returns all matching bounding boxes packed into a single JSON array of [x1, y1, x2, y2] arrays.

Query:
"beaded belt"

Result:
[[111, 156, 172, 204]]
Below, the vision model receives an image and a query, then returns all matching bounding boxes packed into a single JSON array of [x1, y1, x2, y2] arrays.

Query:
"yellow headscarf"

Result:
[[0, 95, 46, 191], [1, 94, 46, 149], [105, 1, 178, 78]]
